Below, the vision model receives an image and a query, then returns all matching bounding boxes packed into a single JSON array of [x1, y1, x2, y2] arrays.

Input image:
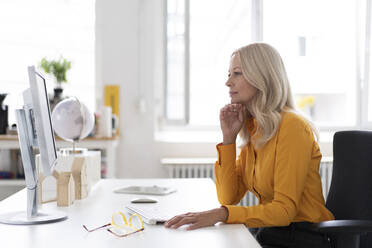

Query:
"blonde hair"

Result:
[[235, 43, 317, 148]]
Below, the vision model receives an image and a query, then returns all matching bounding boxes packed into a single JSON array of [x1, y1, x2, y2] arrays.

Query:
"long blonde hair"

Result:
[[236, 43, 315, 148]]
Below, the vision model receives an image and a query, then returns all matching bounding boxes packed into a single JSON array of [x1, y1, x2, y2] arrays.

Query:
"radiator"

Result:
[[162, 157, 333, 207]]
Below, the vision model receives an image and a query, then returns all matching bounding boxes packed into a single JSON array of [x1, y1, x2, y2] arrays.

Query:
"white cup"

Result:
[[97, 106, 112, 138]]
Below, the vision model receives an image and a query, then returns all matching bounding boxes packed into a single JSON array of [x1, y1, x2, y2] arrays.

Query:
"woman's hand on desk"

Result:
[[164, 207, 228, 230]]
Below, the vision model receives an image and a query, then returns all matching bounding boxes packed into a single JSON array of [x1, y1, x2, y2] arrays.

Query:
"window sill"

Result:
[[154, 130, 334, 157], [155, 130, 334, 144], [155, 130, 222, 143]]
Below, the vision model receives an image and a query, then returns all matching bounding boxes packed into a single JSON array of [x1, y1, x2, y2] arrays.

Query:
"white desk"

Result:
[[0, 178, 261, 248]]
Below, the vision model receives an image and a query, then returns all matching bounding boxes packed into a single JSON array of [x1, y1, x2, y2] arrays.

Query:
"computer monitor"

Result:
[[27, 66, 58, 176], [0, 66, 67, 225]]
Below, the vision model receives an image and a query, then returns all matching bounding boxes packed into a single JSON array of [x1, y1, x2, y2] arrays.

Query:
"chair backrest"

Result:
[[326, 131, 372, 247]]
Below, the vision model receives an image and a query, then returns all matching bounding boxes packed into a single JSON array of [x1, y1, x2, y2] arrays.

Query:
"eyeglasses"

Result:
[[83, 212, 144, 237]]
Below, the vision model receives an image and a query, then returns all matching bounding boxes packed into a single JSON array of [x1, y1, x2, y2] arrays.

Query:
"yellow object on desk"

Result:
[[83, 212, 144, 238]]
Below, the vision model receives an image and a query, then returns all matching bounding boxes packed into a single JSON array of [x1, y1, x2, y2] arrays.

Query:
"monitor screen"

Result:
[[28, 66, 57, 175]]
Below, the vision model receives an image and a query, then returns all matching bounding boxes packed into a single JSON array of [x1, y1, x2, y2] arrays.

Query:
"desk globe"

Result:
[[51, 97, 94, 152]]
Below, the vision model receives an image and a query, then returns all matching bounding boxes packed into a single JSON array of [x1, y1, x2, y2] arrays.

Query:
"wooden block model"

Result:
[[37, 170, 59, 204], [57, 172, 75, 207], [36, 151, 100, 206], [71, 157, 88, 200]]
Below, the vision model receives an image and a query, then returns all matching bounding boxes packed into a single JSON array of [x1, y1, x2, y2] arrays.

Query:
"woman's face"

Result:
[[226, 53, 257, 105]]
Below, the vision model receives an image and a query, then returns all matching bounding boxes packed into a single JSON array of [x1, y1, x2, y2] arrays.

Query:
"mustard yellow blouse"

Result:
[[215, 111, 334, 228]]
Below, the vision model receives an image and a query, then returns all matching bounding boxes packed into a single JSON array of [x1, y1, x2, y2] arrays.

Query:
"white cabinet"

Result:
[[0, 135, 119, 187]]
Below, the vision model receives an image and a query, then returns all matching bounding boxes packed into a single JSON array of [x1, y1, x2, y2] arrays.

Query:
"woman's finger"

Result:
[[227, 104, 235, 112], [221, 109, 233, 119], [221, 104, 230, 112], [164, 215, 184, 227], [220, 105, 230, 117], [164, 211, 197, 227], [229, 104, 243, 114], [186, 221, 211, 231], [169, 216, 196, 229]]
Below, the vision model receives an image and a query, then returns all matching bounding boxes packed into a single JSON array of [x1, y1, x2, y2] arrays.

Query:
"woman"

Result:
[[164, 43, 334, 248]]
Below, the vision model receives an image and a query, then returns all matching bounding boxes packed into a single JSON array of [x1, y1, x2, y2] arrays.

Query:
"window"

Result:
[[263, 0, 359, 128], [0, 0, 95, 126], [165, 0, 372, 130], [165, 0, 187, 123], [165, 0, 251, 126]]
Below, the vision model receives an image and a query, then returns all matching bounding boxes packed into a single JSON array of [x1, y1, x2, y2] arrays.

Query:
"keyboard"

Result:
[[126, 205, 175, 225]]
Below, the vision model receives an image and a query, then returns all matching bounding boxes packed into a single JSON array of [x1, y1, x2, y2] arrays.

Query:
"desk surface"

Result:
[[0, 178, 260, 248]]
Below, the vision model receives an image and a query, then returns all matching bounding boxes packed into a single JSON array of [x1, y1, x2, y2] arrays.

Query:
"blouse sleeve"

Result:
[[214, 143, 248, 205], [223, 118, 314, 227]]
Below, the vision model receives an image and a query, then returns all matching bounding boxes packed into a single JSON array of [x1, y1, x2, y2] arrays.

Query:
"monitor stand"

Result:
[[0, 108, 67, 225]]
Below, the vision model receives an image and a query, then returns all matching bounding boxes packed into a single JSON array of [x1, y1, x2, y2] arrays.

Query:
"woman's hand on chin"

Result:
[[220, 103, 248, 144]]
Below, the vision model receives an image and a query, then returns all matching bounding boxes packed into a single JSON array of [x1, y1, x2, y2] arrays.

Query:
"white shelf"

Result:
[[0, 135, 120, 186]]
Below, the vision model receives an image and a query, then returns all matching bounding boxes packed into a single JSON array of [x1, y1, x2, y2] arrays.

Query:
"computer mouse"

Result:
[[130, 197, 158, 203]]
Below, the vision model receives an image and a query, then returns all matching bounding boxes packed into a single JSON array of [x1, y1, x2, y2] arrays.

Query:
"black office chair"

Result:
[[312, 131, 372, 248]]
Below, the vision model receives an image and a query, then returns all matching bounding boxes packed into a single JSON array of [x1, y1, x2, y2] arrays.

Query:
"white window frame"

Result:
[[362, 0, 372, 128], [163, 0, 372, 131], [163, 0, 190, 125]]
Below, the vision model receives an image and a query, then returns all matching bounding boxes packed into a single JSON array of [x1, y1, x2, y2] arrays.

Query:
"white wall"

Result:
[[95, 0, 333, 178], [97, 0, 153, 178], [96, 0, 210, 178]]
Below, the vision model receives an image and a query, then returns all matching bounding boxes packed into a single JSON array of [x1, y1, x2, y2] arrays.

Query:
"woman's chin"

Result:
[[230, 98, 242, 104]]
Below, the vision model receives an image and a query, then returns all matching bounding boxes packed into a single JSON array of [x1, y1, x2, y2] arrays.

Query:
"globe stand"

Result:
[[59, 145, 87, 155]]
